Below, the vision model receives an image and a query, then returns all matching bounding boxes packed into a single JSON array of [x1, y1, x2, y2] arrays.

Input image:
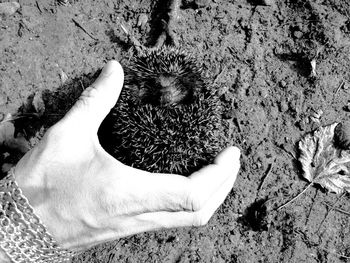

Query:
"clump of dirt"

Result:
[[1, 0, 350, 262]]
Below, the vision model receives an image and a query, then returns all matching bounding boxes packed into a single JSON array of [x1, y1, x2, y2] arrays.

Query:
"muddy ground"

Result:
[[1, 0, 350, 262]]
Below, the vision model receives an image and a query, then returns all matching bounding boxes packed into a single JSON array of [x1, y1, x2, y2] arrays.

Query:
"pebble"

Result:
[[59, 69, 68, 83], [32, 92, 45, 116], [310, 59, 317, 77], [343, 82, 349, 90], [295, 119, 306, 131], [279, 80, 287, 88], [137, 13, 148, 28], [223, 108, 235, 119], [261, 0, 274, 6], [293, 30, 303, 39], [279, 101, 288, 112], [0, 2, 20, 16]]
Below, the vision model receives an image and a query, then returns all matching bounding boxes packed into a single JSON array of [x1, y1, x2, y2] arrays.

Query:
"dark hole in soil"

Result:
[[275, 52, 312, 77], [238, 199, 269, 232]]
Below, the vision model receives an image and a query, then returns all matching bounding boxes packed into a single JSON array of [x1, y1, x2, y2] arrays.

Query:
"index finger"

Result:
[[104, 146, 240, 214], [61, 60, 124, 133], [106, 164, 239, 238]]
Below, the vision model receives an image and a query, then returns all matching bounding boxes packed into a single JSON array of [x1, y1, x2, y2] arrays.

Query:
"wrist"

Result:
[[0, 169, 76, 262]]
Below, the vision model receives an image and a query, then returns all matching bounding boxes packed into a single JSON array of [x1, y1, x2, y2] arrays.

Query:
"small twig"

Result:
[[128, 240, 141, 249], [296, 232, 350, 260], [35, 1, 42, 13], [257, 162, 274, 193], [227, 47, 250, 66], [79, 79, 86, 91], [0, 116, 26, 124], [233, 118, 242, 133], [317, 193, 345, 232], [275, 144, 297, 160], [118, 19, 143, 52], [213, 66, 227, 84], [0, 113, 40, 124], [72, 18, 98, 41], [277, 183, 313, 210], [319, 247, 350, 260], [322, 199, 350, 217], [0, 113, 64, 124], [334, 80, 345, 95]]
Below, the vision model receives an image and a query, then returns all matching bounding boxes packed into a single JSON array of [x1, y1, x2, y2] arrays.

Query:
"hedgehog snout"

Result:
[[159, 74, 176, 87], [158, 75, 190, 106], [160, 85, 188, 106]]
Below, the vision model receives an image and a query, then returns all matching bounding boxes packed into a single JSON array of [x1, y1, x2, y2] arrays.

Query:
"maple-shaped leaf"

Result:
[[299, 123, 350, 194]]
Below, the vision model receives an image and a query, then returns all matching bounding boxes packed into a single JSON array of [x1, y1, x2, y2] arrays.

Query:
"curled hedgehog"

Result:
[[98, 16, 229, 176]]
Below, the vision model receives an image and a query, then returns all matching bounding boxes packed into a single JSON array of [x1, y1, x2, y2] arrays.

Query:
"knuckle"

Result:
[[192, 212, 210, 227], [81, 86, 99, 100], [184, 182, 205, 212], [186, 195, 204, 212], [75, 86, 99, 109]]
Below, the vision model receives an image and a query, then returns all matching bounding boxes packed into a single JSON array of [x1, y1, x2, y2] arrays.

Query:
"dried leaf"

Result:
[[299, 123, 350, 194], [1, 163, 13, 173], [0, 121, 30, 153], [0, 122, 15, 144]]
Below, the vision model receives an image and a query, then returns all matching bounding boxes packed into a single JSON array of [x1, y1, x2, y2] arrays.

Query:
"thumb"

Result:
[[214, 146, 241, 169], [62, 60, 124, 133]]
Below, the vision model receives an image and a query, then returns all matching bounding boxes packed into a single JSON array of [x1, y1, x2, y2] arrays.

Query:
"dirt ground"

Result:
[[1, 0, 350, 262]]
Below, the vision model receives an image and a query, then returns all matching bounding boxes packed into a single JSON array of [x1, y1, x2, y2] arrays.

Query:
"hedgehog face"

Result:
[[126, 48, 204, 107], [135, 73, 192, 106], [158, 74, 188, 106]]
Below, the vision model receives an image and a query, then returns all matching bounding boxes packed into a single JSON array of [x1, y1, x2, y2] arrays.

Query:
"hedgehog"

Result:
[[98, 3, 230, 175], [98, 46, 229, 176]]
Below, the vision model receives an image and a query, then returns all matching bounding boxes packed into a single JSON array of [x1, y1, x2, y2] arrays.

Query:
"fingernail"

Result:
[[101, 60, 120, 76], [232, 146, 241, 156], [227, 146, 241, 158]]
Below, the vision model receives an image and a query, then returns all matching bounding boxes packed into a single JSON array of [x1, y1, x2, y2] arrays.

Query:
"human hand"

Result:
[[9, 61, 240, 253]]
